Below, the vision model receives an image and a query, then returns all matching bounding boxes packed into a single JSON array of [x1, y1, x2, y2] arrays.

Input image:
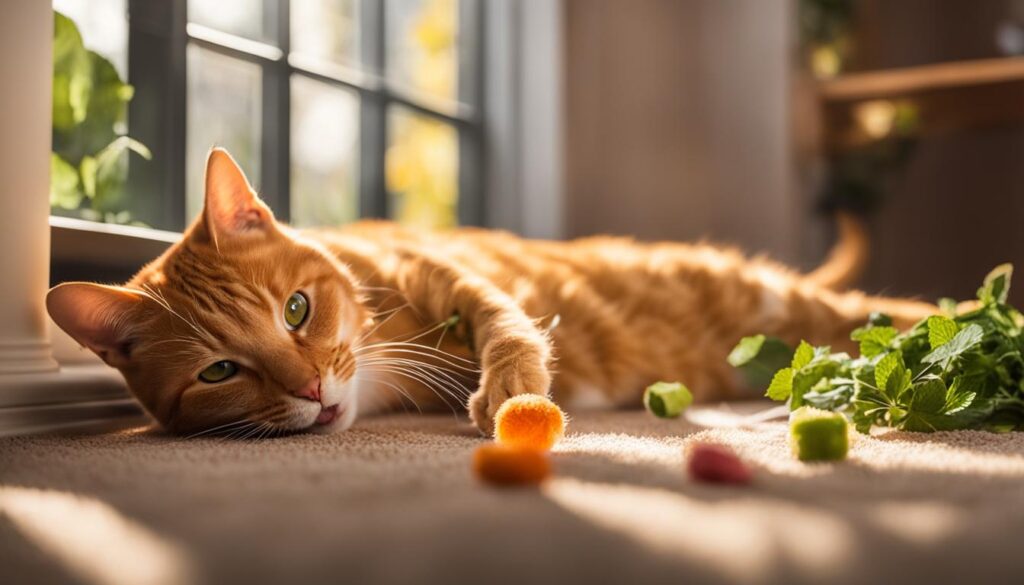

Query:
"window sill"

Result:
[[50, 215, 180, 269]]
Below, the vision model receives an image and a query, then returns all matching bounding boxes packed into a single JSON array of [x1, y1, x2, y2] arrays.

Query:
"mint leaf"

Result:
[[874, 352, 903, 390], [927, 316, 959, 349], [792, 360, 840, 409], [727, 335, 765, 366], [908, 378, 946, 414], [852, 326, 898, 357], [731, 265, 1024, 434], [792, 341, 814, 370], [766, 368, 794, 401], [944, 376, 981, 414], [977, 264, 1013, 305], [727, 335, 793, 389], [885, 365, 912, 401], [921, 324, 984, 365], [867, 312, 893, 327]]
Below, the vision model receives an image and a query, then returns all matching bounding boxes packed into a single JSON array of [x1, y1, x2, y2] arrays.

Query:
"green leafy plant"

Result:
[[51, 11, 150, 225], [732, 264, 1024, 433]]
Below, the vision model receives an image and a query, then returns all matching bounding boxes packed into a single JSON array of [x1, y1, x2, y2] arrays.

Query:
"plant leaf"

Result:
[[874, 352, 902, 390], [921, 324, 984, 365], [927, 316, 959, 350], [852, 326, 898, 357], [766, 367, 794, 401], [49, 153, 81, 209], [728, 335, 794, 390], [908, 378, 946, 414], [727, 335, 765, 367], [792, 341, 814, 370], [944, 376, 981, 414], [977, 264, 1013, 305]]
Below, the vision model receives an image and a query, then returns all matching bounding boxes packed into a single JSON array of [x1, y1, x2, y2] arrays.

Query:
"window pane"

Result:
[[290, 76, 360, 227], [386, 106, 459, 229], [53, 0, 128, 78], [188, 0, 271, 44], [290, 0, 359, 70], [51, 1, 145, 226], [386, 0, 459, 102], [186, 46, 262, 222]]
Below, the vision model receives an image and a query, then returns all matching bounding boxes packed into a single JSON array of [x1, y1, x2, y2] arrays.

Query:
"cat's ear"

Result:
[[197, 148, 275, 247], [46, 283, 149, 368]]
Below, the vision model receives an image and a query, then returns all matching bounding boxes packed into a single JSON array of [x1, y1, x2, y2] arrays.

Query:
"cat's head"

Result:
[[47, 149, 370, 436]]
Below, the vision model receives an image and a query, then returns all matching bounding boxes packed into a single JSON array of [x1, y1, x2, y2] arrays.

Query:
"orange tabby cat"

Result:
[[46, 149, 936, 436]]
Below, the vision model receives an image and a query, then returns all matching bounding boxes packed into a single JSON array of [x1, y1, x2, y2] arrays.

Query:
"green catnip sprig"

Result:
[[731, 264, 1024, 433]]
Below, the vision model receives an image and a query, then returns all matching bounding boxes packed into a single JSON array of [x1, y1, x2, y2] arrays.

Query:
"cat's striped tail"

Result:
[[805, 211, 870, 291]]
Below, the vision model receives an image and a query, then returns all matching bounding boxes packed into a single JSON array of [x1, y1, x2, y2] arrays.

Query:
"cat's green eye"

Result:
[[284, 291, 309, 329], [199, 360, 238, 383]]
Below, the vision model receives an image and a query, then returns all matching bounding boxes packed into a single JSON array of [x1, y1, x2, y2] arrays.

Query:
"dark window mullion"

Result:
[[458, 124, 483, 227], [458, 0, 484, 226], [127, 0, 188, 231], [359, 0, 387, 219], [260, 0, 291, 221]]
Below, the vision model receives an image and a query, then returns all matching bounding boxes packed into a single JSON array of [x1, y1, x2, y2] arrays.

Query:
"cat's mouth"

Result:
[[314, 403, 342, 426]]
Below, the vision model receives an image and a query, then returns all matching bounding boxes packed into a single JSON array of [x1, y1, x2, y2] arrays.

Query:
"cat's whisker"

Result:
[[357, 354, 477, 377], [359, 365, 462, 415], [221, 421, 259, 442], [186, 418, 254, 439], [393, 319, 451, 344], [138, 283, 211, 342], [357, 358, 474, 397], [355, 340, 478, 366], [367, 360, 471, 406], [255, 422, 276, 440], [356, 363, 475, 406], [357, 284, 402, 295], [354, 372, 422, 414], [357, 302, 413, 344], [355, 339, 477, 361], [237, 423, 264, 441], [355, 346, 480, 372], [357, 365, 471, 407]]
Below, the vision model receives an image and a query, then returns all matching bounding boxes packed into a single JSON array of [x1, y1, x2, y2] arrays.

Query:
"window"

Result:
[[55, 0, 482, 232]]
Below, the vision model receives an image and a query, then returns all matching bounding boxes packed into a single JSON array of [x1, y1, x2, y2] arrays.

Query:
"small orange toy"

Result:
[[493, 394, 567, 450], [472, 443, 551, 486]]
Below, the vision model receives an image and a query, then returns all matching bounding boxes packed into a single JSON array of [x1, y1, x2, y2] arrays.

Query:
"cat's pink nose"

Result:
[[291, 375, 321, 402]]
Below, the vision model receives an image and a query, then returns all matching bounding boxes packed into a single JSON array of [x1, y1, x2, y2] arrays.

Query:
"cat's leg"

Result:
[[393, 249, 553, 433]]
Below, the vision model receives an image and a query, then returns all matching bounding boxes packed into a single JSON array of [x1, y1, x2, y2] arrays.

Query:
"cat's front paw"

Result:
[[468, 351, 551, 435]]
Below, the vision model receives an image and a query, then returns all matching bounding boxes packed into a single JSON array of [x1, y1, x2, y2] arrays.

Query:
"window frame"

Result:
[[125, 0, 484, 231]]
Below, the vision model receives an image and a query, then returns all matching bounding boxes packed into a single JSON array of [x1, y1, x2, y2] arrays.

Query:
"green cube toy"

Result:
[[789, 406, 849, 462]]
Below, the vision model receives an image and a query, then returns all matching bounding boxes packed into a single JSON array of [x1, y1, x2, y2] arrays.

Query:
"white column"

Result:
[[0, 0, 59, 375], [0, 2, 129, 430]]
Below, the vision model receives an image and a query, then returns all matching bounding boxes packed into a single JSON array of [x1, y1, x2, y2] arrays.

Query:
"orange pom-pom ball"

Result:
[[493, 394, 567, 450], [472, 443, 551, 486]]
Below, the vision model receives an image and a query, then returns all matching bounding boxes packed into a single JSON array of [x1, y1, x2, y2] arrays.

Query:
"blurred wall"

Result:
[[562, 0, 1024, 303], [846, 0, 1024, 303], [564, 0, 805, 266]]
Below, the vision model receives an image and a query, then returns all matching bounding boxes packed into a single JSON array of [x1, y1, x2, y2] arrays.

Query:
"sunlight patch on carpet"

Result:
[[0, 486, 195, 585], [542, 477, 853, 582]]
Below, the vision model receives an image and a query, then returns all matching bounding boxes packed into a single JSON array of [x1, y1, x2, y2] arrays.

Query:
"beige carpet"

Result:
[[1, 404, 1023, 585]]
